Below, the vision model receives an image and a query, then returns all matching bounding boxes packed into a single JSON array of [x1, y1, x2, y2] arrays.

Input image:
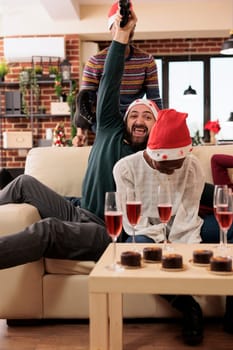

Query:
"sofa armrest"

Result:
[[192, 145, 233, 184], [0, 203, 41, 235]]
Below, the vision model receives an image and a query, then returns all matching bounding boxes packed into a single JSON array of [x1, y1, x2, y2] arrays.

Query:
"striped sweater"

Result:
[[81, 45, 162, 114]]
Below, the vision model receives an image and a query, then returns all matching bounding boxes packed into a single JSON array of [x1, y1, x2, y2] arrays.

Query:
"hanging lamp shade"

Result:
[[220, 31, 233, 55], [228, 112, 233, 121], [183, 39, 197, 96], [183, 85, 197, 95]]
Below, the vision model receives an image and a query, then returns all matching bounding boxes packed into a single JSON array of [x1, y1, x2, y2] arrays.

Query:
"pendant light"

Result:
[[183, 39, 197, 96], [184, 85, 197, 95], [220, 30, 233, 55]]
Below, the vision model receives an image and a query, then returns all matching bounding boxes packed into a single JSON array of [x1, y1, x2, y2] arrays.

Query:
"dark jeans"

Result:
[[64, 196, 81, 207], [126, 235, 154, 243], [125, 216, 233, 245], [201, 214, 233, 243], [0, 174, 111, 269]]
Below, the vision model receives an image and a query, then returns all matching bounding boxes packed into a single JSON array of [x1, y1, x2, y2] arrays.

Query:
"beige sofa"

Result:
[[0, 144, 233, 323]]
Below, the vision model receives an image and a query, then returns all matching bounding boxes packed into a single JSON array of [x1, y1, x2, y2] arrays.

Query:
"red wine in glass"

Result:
[[105, 212, 123, 238], [216, 187, 233, 254], [126, 189, 142, 245], [157, 181, 172, 251], [104, 191, 123, 271], [213, 184, 228, 246], [126, 201, 142, 226], [158, 204, 172, 223], [216, 211, 233, 230]]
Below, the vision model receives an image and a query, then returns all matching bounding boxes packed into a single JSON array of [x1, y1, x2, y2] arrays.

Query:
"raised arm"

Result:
[[96, 9, 138, 130]]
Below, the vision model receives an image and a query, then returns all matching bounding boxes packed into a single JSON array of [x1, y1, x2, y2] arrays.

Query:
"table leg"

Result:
[[89, 292, 108, 350], [109, 292, 123, 350]]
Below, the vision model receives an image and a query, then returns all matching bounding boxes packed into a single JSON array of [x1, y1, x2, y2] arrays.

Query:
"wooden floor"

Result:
[[0, 318, 233, 350]]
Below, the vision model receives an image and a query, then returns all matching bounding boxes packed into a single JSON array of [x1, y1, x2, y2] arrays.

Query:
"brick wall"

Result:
[[0, 35, 227, 169], [0, 34, 80, 168], [99, 37, 226, 55]]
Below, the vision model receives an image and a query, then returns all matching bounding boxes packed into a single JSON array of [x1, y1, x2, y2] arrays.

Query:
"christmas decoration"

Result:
[[204, 120, 221, 134], [204, 120, 221, 144], [52, 122, 67, 147]]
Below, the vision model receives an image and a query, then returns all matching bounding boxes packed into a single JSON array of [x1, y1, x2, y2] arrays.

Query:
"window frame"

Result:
[[154, 54, 233, 138]]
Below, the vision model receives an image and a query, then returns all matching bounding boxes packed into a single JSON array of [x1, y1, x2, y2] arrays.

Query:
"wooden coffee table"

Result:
[[89, 243, 233, 350]]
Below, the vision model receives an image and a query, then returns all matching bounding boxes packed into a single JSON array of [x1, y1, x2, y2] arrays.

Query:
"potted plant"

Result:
[[19, 68, 40, 115], [54, 74, 63, 100], [49, 66, 59, 78], [34, 65, 43, 78], [204, 119, 221, 144], [38, 104, 46, 114], [0, 60, 9, 81]]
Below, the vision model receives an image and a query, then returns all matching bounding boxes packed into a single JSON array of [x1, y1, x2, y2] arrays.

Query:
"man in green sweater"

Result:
[[73, 0, 162, 144], [81, 9, 159, 220], [0, 8, 157, 266]]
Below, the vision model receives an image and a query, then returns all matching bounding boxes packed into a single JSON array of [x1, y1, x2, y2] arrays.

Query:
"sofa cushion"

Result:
[[45, 258, 95, 275], [25, 146, 92, 197]]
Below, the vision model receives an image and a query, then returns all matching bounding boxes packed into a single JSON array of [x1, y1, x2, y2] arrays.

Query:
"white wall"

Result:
[[0, 0, 232, 40]]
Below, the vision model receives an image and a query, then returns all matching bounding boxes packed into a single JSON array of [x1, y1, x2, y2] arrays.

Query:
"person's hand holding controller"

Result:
[[113, 7, 137, 44]]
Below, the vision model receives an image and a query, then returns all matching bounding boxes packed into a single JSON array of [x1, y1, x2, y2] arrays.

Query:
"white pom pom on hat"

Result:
[[146, 109, 193, 161], [124, 99, 160, 121], [108, 1, 133, 30]]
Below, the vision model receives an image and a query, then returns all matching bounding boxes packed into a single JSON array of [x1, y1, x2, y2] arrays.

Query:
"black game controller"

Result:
[[119, 0, 131, 28]]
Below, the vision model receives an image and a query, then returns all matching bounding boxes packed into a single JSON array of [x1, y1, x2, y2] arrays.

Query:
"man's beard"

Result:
[[124, 126, 149, 152]]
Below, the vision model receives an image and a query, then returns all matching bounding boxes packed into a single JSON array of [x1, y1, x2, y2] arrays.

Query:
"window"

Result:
[[169, 60, 204, 137], [210, 57, 233, 123], [156, 55, 233, 138]]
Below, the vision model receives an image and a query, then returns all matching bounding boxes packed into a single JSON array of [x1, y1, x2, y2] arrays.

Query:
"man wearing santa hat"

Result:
[[73, 0, 162, 146], [114, 109, 203, 245], [114, 109, 203, 345]]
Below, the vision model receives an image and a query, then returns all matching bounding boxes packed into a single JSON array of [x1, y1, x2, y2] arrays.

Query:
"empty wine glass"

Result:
[[104, 191, 124, 271], [216, 187, 233, 255], [213, 184, 228, 250], [157, 180, 172, 251], [126, 188, 142, 245]]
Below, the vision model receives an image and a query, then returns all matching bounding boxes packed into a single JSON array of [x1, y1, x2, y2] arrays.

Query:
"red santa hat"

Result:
[[146, 109, 193, 161], [124, 99, 159, 121], [108, 1, 133, 30]]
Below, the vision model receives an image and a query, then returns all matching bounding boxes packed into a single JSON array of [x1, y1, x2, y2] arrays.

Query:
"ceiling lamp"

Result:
[[184, 85, 197, 95], [183, 39, 197, 96], [220, 30, 233, 55]]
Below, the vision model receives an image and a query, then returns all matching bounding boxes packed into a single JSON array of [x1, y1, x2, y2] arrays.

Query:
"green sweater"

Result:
[[81, 41, 134, 219]]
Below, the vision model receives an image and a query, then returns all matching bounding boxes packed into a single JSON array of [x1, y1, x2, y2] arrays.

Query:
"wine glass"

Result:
[[213, 184, 228, 249], [126, 189, 142, 245], [215, 187, 233, 255], [157, 181, 172, 251], [104, 191, 124, 271]]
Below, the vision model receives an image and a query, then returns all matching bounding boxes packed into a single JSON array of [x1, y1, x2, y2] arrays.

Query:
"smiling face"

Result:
[[124, 104, 156, 149]]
